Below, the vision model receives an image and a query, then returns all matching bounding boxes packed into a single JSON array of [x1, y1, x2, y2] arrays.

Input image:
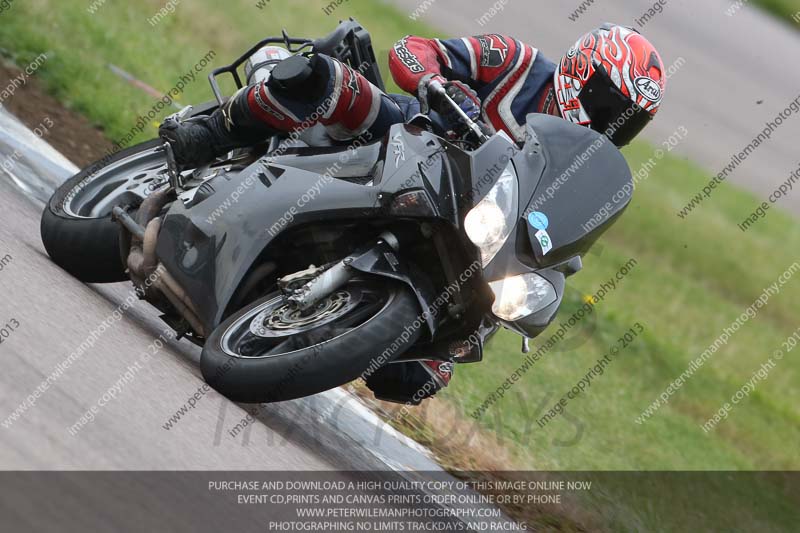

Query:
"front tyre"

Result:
[[201, 280, 422, 403]]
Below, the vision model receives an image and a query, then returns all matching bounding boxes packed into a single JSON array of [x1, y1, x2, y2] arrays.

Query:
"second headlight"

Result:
[[489, 273, 557, 321]]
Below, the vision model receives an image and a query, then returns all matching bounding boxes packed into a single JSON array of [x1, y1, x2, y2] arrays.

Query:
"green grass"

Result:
[[0, 0, 434, 144], [754, 0, 800, 25], [1, 1, 798, 531]]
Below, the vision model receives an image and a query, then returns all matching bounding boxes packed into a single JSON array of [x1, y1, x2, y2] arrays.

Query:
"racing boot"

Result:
[[365, 360, 454, 405], [159, 87, 275, 168]]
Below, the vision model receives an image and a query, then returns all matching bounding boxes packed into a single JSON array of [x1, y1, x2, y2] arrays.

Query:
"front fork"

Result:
[[279, 231, 401, 311]]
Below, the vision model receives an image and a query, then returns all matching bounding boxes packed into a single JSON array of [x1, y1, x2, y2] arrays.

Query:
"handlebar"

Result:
[[311, 21, 358, 55]]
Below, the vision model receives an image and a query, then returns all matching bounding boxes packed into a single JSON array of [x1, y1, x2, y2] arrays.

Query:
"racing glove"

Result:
[[418, 74, 483, 138]]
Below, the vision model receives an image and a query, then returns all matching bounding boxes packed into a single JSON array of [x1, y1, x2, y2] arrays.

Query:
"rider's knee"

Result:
[[267, 54, 333, 102]]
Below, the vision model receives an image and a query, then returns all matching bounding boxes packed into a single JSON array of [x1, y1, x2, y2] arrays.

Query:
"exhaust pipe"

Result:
[[153, 264, 208, 338], [115, 188, 208, 337]]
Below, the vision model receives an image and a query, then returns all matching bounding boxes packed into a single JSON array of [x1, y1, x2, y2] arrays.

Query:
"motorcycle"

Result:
[[40, 20, 633, 403]]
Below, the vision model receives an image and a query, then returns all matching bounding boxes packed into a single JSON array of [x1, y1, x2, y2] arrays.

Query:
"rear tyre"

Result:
[[201, 279, 422, 403], [40, 139, 167, 283]]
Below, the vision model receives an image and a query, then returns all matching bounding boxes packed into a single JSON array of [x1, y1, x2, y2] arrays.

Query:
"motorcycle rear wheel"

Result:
[[40, 139, 168, 283], [200, 279, 422, 403]]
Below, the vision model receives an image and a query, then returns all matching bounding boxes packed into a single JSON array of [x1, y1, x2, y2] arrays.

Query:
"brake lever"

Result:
[[165, 104, 194, 124], [163, 142, 183, 192], [427, 79, 490, 145]]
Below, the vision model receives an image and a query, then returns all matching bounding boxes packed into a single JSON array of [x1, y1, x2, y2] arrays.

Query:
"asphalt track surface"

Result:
[[389, 0, 800, 214]]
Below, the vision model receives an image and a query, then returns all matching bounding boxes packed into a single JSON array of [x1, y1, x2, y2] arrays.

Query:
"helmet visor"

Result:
[[578, 64, 652, 147]]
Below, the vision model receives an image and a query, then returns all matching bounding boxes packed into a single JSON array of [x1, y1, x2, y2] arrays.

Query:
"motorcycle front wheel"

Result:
[[200, 279, 422, 403]]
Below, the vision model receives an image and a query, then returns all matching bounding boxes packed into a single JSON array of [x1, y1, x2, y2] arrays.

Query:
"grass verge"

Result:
[[753, 0, 800, 25]]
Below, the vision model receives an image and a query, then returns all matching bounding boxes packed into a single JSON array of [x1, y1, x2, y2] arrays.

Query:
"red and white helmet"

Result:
[[554, 24, 665, 146]]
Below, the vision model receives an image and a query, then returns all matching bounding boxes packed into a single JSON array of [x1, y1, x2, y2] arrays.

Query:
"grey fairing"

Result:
[[482, 114, 633, 280], [520, 114, 633, 268], [479, 114, 632, 337], [155, 123, 461, 332], [347, 240, 438, 334]]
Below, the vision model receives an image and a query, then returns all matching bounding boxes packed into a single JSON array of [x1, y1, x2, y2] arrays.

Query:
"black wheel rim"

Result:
[[220, 282, 392, 359]]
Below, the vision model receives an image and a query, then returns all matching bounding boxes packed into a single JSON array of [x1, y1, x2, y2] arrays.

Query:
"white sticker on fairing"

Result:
[[535, 229, 553, 255]]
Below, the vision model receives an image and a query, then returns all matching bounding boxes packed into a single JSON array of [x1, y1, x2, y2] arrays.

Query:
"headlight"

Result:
[[464, 162, 518, 266], [489, 273, 557, 321]]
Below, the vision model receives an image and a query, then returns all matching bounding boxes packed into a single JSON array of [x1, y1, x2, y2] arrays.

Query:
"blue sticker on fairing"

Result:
[[527, 211, 549, 231]]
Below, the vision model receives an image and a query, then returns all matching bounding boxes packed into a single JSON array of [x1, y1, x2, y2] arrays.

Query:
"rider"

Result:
[[160, 23, 666, 404]]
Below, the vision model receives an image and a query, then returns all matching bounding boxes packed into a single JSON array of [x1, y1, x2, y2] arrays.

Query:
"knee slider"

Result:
[[268, 54, 329, 101]]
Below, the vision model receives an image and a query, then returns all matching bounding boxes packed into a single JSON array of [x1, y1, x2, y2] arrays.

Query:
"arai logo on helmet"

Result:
[[634, 76, 661, 103]]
